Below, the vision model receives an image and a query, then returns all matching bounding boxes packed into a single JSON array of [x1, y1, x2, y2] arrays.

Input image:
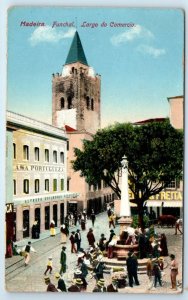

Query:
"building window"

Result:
[[67, 141, 69, 151], [67, 96, 73, 109], [45, 179, 49, 192], [53, 150, 57, 163], [60, 97, 65, 109], [86, 96, 90, 109], [23, 145, 29, 160], [13, 143, 16, 159], [35, 179, 40, 193], [53, 179, 57, 191], [91, 98, 94, 111], [13, 179, 16, 195], [23, 179, 29, 194], [61, 179, 64, 191], [60, 152, 64, 163], [45, 149, 49, 162], [67, 179, 70, 191], [34, 147, 40, 161]]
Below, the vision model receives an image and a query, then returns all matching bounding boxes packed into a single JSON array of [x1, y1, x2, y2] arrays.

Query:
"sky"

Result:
[[7, 7, 184, 128]]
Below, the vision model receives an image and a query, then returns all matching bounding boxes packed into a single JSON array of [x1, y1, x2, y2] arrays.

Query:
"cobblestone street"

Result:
[[5, 212, 183, 294]]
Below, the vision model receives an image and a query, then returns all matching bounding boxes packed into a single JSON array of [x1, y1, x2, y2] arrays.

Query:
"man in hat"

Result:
[[170, 254, 178, 290], [55, 272, 67, 292], [60, 246, 67, 276], [68, 278, 83, 292], [87, 228, 95, 248], [107, 277, 119, 292], [126, 251, 140, 287], [44, 276, 58, 292], [91, 209, 96, 227], [75, 229, 81, 251], [69, 231, 77, 253], [93, 279, 107, 292]]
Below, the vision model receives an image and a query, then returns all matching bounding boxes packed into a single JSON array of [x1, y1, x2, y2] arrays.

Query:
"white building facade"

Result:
[[7, 111, 78, 241]]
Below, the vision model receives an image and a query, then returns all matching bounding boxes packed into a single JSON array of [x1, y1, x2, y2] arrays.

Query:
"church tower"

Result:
[[52, 31, 101, 134]]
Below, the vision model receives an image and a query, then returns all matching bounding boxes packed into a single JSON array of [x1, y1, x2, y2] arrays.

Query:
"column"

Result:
[[40, 203, 45, 232], [16, 205, 23, 241]]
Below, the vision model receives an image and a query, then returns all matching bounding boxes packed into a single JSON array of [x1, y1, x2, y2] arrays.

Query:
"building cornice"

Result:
[[7, 111, 68, 141]]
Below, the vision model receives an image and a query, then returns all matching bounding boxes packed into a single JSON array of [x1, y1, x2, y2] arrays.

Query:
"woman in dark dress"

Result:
[[160, 233, 168, 256]]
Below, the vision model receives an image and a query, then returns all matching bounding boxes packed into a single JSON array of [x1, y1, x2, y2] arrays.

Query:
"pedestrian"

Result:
[[126, 251, 140, 287], [81, 215, 86, 230], [60, 246, 67, 276], [98, 233, 107, 252], [60, 224, 69, 244], [87, 228, 95, 248], [175, 218, 183, 235], [91, 209, 96, 227], [83, 209, 87, 222], [146, 254, 154, 290], [69, 231, 77, 253], [75, 229, 81, 251], [50, 220, 56, 236], [159, 233, 168, 256], [93, 256, 105, 281], [74, 211, 78, 226], [68, 278, 83, 292], [108, 213, 115, 228], [65, 215, 69, 229], [75, 266, 88, 291], [44, 276, 58, 292], [23, 241, 36, 266], [153, 261, 162, 288], [170, 254, 178, 290], [80, 258, 88, 279], [31, 221, 40, 239], [44, 256, 53, 275], [54, 272, 67, 292], [12, 244, 20, 256], [93, 279, 107, 292], [107, 235, 117, 258], [106, 229, 115, 249], [107, 277, 119, 292]]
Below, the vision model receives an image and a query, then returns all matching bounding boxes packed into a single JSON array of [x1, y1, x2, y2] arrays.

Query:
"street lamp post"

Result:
[[118, 155, 132, 234]]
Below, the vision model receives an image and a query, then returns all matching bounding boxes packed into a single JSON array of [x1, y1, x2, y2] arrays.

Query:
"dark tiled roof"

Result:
[[65, 31, 88, 66]]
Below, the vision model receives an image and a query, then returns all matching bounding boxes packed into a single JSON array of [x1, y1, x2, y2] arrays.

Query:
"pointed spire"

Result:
[[65, 31, 88, 66]]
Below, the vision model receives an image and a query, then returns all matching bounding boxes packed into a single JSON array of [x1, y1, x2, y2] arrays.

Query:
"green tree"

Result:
[[72, 120, 183, 228]]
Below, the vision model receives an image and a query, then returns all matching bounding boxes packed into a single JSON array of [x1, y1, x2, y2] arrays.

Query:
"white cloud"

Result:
[[110, 25, 154, 46], [137, 44, 166, 58], [29, 26, 76, 46]]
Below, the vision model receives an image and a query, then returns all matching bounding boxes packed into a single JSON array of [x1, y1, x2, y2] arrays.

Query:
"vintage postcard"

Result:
[[5, 6, 184, 294]]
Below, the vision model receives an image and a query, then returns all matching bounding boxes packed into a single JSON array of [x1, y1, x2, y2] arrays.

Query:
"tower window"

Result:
[[86, 96, 90, 109], [45, 149, 49, 162], [23, 179, 29, 194], [60, 152, 64, 163], [13, 143, 16, 159], [53, 150, 57, 163], [23, 145, 29, 160], [45, 179, 49, 191], [67, 97, 73, 109], [35, 179, 40, 193], [60, 97, 65, 109], [34, 147, 40, 161], [91, 98, 94, 111]]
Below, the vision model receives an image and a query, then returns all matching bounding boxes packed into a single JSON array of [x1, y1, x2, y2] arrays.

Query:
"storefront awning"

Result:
[[146, 200, 182, 208]]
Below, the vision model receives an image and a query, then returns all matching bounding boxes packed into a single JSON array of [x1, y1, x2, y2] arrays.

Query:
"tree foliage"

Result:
[[72, 120, 183, 226]]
